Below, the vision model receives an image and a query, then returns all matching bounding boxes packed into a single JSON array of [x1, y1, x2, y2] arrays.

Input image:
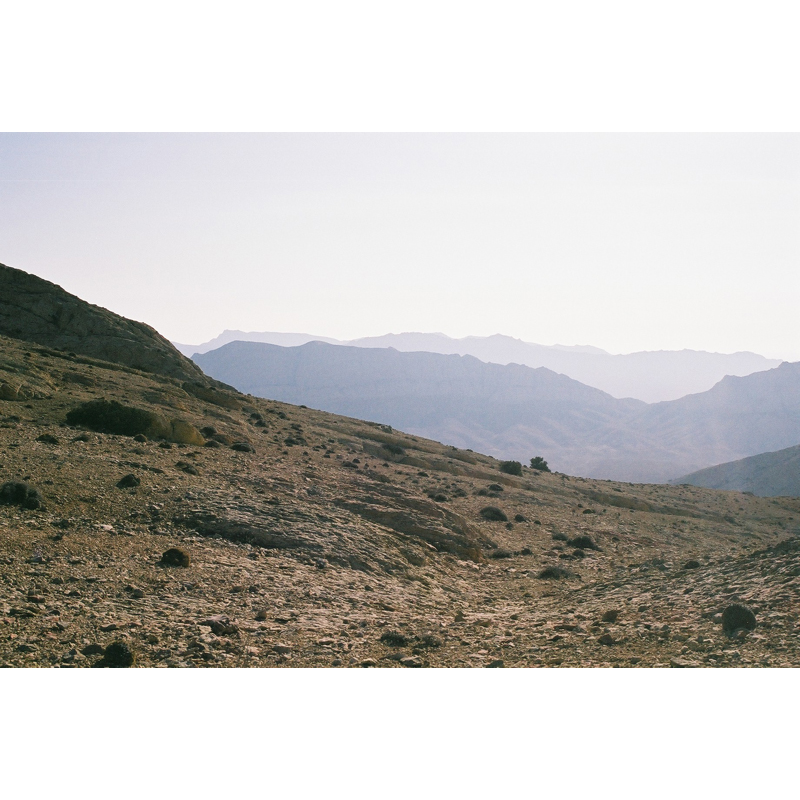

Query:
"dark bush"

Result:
[[479, 506, 508, 522], [487, 484, 504, 492], [538, 565, 571, 579], [66, 399, 160, 437], [530, 456, 550, 472], [722, 604, 756, 635], [0, 482, 43, 510], [95, 641, 136, 668], [380, 631, 410, 647], [569, 535, 599, 551], [683, 559, 701, 570], [65, 399, 204, 444], [514, 514, 527, 523], [116, 474, 140, 489], [499, 460, 522, 476], [160, 548, 191, 568], [382, 443, 405, 456], [489, 548, 513, 559], [552, 531, 568, 542]]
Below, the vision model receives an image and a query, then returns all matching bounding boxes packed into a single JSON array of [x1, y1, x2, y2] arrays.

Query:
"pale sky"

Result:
[[1, 133, 797, 359]]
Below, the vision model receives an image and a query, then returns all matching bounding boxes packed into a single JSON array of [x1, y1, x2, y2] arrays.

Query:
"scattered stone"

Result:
[[116, 473, 141, 489], [254, 608, 269, 621], [159, 548, 190, 568], [360, 658, 377, 667], [175, 461, 199, 475], [597, 634, 616, 645], [722, 604, 757, 636], [670, 657, 699, 668], [201, 615, 238, 635], [400, 656, 423, 668]]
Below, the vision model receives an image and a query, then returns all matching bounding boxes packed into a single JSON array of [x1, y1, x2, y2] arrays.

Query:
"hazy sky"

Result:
[[1, 133, 797, 359]]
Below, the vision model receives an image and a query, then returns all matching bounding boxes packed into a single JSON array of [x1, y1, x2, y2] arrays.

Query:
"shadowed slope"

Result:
[[0, 262, 206, 383]]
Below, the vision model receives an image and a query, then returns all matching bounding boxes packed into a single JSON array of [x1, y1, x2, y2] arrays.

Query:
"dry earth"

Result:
[[2, 333, 799, 668]]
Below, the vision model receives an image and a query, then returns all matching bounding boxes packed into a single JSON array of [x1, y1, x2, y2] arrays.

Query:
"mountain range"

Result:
[[176, 330, 780, 403], [194, 340, 800, 484]]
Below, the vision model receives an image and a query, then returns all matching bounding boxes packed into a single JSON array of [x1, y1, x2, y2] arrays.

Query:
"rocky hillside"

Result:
[[0, 262, 206, 383], [673, 444, 800, 497], [193, 341, 800, 483], [2, 329, 799, 668]]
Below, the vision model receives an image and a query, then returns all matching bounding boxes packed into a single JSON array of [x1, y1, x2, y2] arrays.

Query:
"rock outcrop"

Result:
[[0, 262, 206, 382]]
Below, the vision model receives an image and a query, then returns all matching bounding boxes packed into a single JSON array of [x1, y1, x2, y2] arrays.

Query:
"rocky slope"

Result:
[[2, 331, 799, 668], [0, 262, 206, 383]]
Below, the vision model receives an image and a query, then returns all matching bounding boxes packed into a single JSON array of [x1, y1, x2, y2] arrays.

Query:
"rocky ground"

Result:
[[2, 333, 799, 668]]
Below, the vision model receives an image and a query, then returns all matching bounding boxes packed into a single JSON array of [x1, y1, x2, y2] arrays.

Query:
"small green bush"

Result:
[[529, 456, 550, 472], [499, 460, 522, 476]]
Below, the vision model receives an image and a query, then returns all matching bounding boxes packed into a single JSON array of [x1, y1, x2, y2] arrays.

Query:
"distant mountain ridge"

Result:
[[177, 330, 780, 402], [672, 444, 800, 498], [193, 340, 800, 483]]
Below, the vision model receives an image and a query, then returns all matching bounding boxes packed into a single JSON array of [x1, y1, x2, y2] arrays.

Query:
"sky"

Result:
[[1, 133, 798, 359]]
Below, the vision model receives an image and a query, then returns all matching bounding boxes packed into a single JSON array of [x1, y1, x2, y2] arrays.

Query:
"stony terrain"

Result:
[[2, 331, 799, 668]]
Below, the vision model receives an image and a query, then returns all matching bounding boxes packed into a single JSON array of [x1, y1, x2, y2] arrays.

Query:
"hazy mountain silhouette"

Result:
[[671, 444, 800, 497], [178, 330, 779, 402], [173, 330, 340, 356], [193, 341, 800, 483]]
